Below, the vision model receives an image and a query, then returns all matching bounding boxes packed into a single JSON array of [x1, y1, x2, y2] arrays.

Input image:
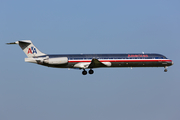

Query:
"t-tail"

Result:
[[6, 40, 46, 57]]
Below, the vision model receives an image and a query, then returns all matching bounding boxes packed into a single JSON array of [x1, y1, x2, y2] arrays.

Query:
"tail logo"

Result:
[[27, 47, 37, 54]]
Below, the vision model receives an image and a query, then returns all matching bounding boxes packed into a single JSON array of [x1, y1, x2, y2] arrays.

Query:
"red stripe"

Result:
[[68, 59, 172, 63]]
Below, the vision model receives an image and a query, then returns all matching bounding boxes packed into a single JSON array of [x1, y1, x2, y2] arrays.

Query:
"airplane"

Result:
[[7, 40, 173, 75]]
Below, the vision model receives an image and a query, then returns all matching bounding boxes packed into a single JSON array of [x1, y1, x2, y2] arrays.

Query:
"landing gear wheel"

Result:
[[164, 69, 167, 72], [82, 70, 87, 75], [89, 69, 94, 74]]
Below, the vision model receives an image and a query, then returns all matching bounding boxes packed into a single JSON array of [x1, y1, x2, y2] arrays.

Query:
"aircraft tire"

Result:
[[82, 70, 87, 75], [89, 69, 94, 74], [164, 69, 167, 72]]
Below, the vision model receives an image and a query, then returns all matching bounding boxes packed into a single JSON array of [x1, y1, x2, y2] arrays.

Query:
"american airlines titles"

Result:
[[128, 54, 148, 57]]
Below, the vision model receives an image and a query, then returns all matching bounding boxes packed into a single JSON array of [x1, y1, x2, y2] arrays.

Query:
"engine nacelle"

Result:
[[44, 57, 68, 65]]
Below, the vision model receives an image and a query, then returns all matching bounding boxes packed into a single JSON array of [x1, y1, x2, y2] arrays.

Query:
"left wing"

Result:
[[88, 58, 107, 68], [73, 58, 111, 69]]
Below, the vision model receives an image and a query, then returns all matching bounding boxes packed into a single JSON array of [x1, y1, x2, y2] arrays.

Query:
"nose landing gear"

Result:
[[164, 69, 167, 72], [164, 66, 168, 72]]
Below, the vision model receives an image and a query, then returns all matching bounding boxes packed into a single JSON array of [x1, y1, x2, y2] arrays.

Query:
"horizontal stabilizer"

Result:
[[6, 40, 32, 45], [6, 42, 18, 45]]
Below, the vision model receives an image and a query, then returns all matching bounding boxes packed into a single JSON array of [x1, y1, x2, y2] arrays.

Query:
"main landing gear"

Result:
[[82, 69, 94, 75], [82, 70, 87, 75]]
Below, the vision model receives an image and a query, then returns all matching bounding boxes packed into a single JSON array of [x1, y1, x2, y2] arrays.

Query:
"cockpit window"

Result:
[[163, 56, 167, 59]]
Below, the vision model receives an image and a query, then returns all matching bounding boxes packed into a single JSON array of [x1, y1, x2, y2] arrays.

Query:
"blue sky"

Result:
[[1, 0, 180, 120]]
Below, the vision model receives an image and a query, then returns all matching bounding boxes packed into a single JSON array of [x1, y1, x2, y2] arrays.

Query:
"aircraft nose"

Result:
[[169, 60, 174, 65]]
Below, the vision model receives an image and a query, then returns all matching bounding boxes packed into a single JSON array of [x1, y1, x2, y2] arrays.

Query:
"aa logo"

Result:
[[27, 47, 37, 54]]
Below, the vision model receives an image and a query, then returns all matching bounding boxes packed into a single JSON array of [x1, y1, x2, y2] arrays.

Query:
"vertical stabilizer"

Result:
[[7, 40, 46, 57]]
